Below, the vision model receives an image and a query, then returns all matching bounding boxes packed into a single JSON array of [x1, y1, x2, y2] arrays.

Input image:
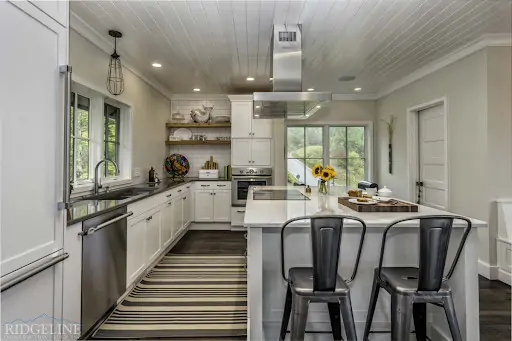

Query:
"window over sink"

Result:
[[69, 82, 132, 193], [286, 125, 371, 190]]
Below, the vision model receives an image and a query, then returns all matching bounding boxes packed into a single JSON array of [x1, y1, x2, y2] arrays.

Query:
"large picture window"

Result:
[[70, 92, 91, 184], [287, 125, 368, 189], [104, 103, 121, 177]]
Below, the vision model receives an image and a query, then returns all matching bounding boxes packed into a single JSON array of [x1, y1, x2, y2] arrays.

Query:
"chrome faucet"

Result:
[[94, 159, 120, 195]]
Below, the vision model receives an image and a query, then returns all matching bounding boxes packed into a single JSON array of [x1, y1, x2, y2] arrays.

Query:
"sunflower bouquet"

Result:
[[312, 164, 336, 195]]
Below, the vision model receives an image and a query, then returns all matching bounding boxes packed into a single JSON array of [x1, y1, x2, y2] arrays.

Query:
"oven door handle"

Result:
[[232, 176, 273, 181]]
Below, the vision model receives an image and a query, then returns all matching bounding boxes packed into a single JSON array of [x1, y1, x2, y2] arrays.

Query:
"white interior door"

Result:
[[0, 0, 67, 276], [418, 104, 447, 210]]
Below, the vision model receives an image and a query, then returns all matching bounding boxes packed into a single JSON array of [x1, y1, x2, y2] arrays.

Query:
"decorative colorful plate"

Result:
[[165, 154, 190, 176]]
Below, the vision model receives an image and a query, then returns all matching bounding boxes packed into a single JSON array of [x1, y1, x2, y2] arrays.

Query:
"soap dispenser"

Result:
[[149, 167, 155, 183]]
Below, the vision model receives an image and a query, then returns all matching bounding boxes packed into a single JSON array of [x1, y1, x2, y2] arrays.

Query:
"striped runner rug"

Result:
[[91, 254, 247, 339]]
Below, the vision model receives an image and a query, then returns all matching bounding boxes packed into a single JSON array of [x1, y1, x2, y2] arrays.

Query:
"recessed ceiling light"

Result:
[[193, 88, 201, 92], [246, 77, 255, 81], [316, 105, 321, 109], [354, 87, 362, 92], [338, 75, 355, 82], [152, 62, 162, 68], [307, 88, 315, 91]]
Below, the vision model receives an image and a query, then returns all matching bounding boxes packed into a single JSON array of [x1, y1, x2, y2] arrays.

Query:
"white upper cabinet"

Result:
[[232, 139, 253, 167], [231, 100, 272, 138], [231, 101, 253, 138], [29, 0, 69, 27], [251, 118, 273, 138], [251, 139, 272, 166], [1, 0, 68, 276]]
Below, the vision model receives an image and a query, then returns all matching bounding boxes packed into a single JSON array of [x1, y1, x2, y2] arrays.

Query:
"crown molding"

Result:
[[70, 11, 173, 101], [332, 93, 379, 101], [377, 33, 512, 99]]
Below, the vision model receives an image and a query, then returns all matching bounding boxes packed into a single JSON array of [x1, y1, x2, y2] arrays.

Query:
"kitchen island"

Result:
[[244, 186, 486, 341]]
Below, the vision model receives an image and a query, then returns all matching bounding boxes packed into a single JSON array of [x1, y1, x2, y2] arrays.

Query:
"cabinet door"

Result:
[[231, 139, 252, 167], [213, 190, 231, 222], [251, 118, 272, 138], [127, 217, 146, 287], [231, 101, 253, 138], [183, 194, 192, 228], [194, 191, 214, 222], [161, 201, 174, 248], [1, 0, 68, 276], [251, 139, 272, 166], [173, 195, 184, 233], [145, 210, 162, 264]]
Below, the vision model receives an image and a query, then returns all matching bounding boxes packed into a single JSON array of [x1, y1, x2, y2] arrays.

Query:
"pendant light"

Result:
[[106, 30, 124, 96]]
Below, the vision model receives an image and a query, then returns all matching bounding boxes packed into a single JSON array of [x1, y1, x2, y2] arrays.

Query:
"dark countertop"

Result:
[[66, 177, 231, 225]]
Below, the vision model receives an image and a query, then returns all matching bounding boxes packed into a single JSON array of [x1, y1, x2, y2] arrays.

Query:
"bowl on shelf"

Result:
[[212, 115, 230, 123]]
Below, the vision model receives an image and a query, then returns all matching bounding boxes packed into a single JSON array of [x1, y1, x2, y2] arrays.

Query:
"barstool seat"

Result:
[[288, 267, 349, 297], [379, 267, 452, 294]]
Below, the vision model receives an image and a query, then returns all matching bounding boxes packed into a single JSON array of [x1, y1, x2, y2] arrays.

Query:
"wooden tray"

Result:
[[338, 197, 418, 213]]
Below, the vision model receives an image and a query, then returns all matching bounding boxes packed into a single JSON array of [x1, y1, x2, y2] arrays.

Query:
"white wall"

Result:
[[376, 46, 512, 271], [273, 100, 377, 185], [70, 29, 171, 183], [169, 95, 231, 177]]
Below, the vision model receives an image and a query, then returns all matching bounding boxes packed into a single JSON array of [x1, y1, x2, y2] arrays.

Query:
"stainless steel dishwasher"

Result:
[[80, 206, 132, 335]]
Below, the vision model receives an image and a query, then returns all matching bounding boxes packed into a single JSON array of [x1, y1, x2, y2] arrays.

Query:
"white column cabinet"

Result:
[[213, 190, 232, 222], [195, 191, 215, 222], [1, 0, 68, 277]]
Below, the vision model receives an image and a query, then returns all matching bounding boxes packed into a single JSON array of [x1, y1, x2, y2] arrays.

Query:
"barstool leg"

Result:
[[289, 295, 309, 341], [413, 303, 427, 341], [391, 294, 413, 341], [340, 295, 357, 341], [363, 275, 381, 340], [443, 295, 462, 341], [327, 302, 342, 341], [279, 284, 293, 341]]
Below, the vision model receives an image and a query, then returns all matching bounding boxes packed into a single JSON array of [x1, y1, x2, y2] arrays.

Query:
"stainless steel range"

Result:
[[231, 167, 273, 206]]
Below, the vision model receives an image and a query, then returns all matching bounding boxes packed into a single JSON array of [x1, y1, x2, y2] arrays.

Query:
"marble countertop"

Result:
[[244, 186, 487, 228], [67, 177, 230, 225]]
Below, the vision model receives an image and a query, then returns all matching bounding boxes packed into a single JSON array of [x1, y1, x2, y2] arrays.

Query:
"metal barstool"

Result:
[[279, 215, 367, 341], [362, 215, 472, 341]]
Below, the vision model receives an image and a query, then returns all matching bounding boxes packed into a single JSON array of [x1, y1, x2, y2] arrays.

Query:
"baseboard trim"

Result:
[[498, 268, 512, 285], [478, 260, 499, 280], [190, 222, 231, 230]]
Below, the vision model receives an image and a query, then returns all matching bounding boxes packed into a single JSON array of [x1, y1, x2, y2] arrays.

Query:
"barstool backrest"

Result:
[[280, 215, 367, 291], [377, 215, 472, 292]]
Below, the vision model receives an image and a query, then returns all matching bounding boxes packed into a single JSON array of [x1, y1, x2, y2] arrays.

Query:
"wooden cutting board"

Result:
[[338, 197, 419, 212]]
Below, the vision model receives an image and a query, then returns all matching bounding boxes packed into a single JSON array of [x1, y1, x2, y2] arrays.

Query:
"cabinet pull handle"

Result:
[[166, 194, 172, 197], [214, 193, 216, 195], [59, 65, 72, 211], [237, 210, 245, 213], [78, 212, 134, 236], [183, 197, 187, 200], [167, 202, 172, 206], [201, 185, 210, 187], [146, 216, 153, 221], [217, 185, 226, 187], [178, 189, 182, 192]]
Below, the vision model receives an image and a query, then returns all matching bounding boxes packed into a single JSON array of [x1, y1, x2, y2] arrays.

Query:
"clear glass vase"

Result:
[[318, 180, 328, 195]]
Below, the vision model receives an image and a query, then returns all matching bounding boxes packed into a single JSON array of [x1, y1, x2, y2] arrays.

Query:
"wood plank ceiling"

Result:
[[71, 0, 512, 95]]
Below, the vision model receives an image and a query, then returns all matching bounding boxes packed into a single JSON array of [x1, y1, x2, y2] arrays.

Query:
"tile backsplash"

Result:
[[167, 96, 231, 178]]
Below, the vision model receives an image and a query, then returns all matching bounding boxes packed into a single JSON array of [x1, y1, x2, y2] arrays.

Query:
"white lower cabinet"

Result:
[[173, 194, 184, 233], [127, 216, 147, 287], [161, 200, 174, 248], [183, 194, 192, 228], [145, 209, 162, 264], [213, 190, 232, 222], [195, 190, 215, 222]]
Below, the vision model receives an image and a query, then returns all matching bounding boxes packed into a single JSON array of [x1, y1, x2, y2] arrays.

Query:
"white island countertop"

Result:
[[244, 186, 487, 228]]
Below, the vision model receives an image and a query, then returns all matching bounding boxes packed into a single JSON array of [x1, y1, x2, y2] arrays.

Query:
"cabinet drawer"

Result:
[[194, 181, 231, 190], [231, 207, 246, 226]]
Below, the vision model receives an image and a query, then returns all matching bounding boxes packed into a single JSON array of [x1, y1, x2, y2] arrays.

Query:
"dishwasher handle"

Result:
[[79, 211, 133, 236]]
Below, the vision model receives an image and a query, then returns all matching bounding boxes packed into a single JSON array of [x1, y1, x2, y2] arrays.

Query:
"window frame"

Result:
[[285, 121, 373, 188], [69, 81, 133, 196], [70, 91, 92, 186], [103, 102, 121, 178]]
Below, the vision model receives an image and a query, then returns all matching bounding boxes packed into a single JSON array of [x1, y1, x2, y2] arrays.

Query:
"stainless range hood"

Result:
[[253, 24, 331, 119]]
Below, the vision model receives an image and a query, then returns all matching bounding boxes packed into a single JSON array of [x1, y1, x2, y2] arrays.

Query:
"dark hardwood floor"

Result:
[[479, 276, 511, 341], [173, 231, 511, 340], [172, 230, 246, 255]]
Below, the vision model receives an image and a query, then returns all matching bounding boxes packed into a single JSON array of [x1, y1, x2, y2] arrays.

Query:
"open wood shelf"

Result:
[[166, 123, 231, 128], [165, 140, 231, 146]]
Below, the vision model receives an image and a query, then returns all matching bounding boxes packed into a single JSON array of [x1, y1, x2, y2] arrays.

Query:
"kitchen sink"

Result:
[[77, 187, 155, 202]]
